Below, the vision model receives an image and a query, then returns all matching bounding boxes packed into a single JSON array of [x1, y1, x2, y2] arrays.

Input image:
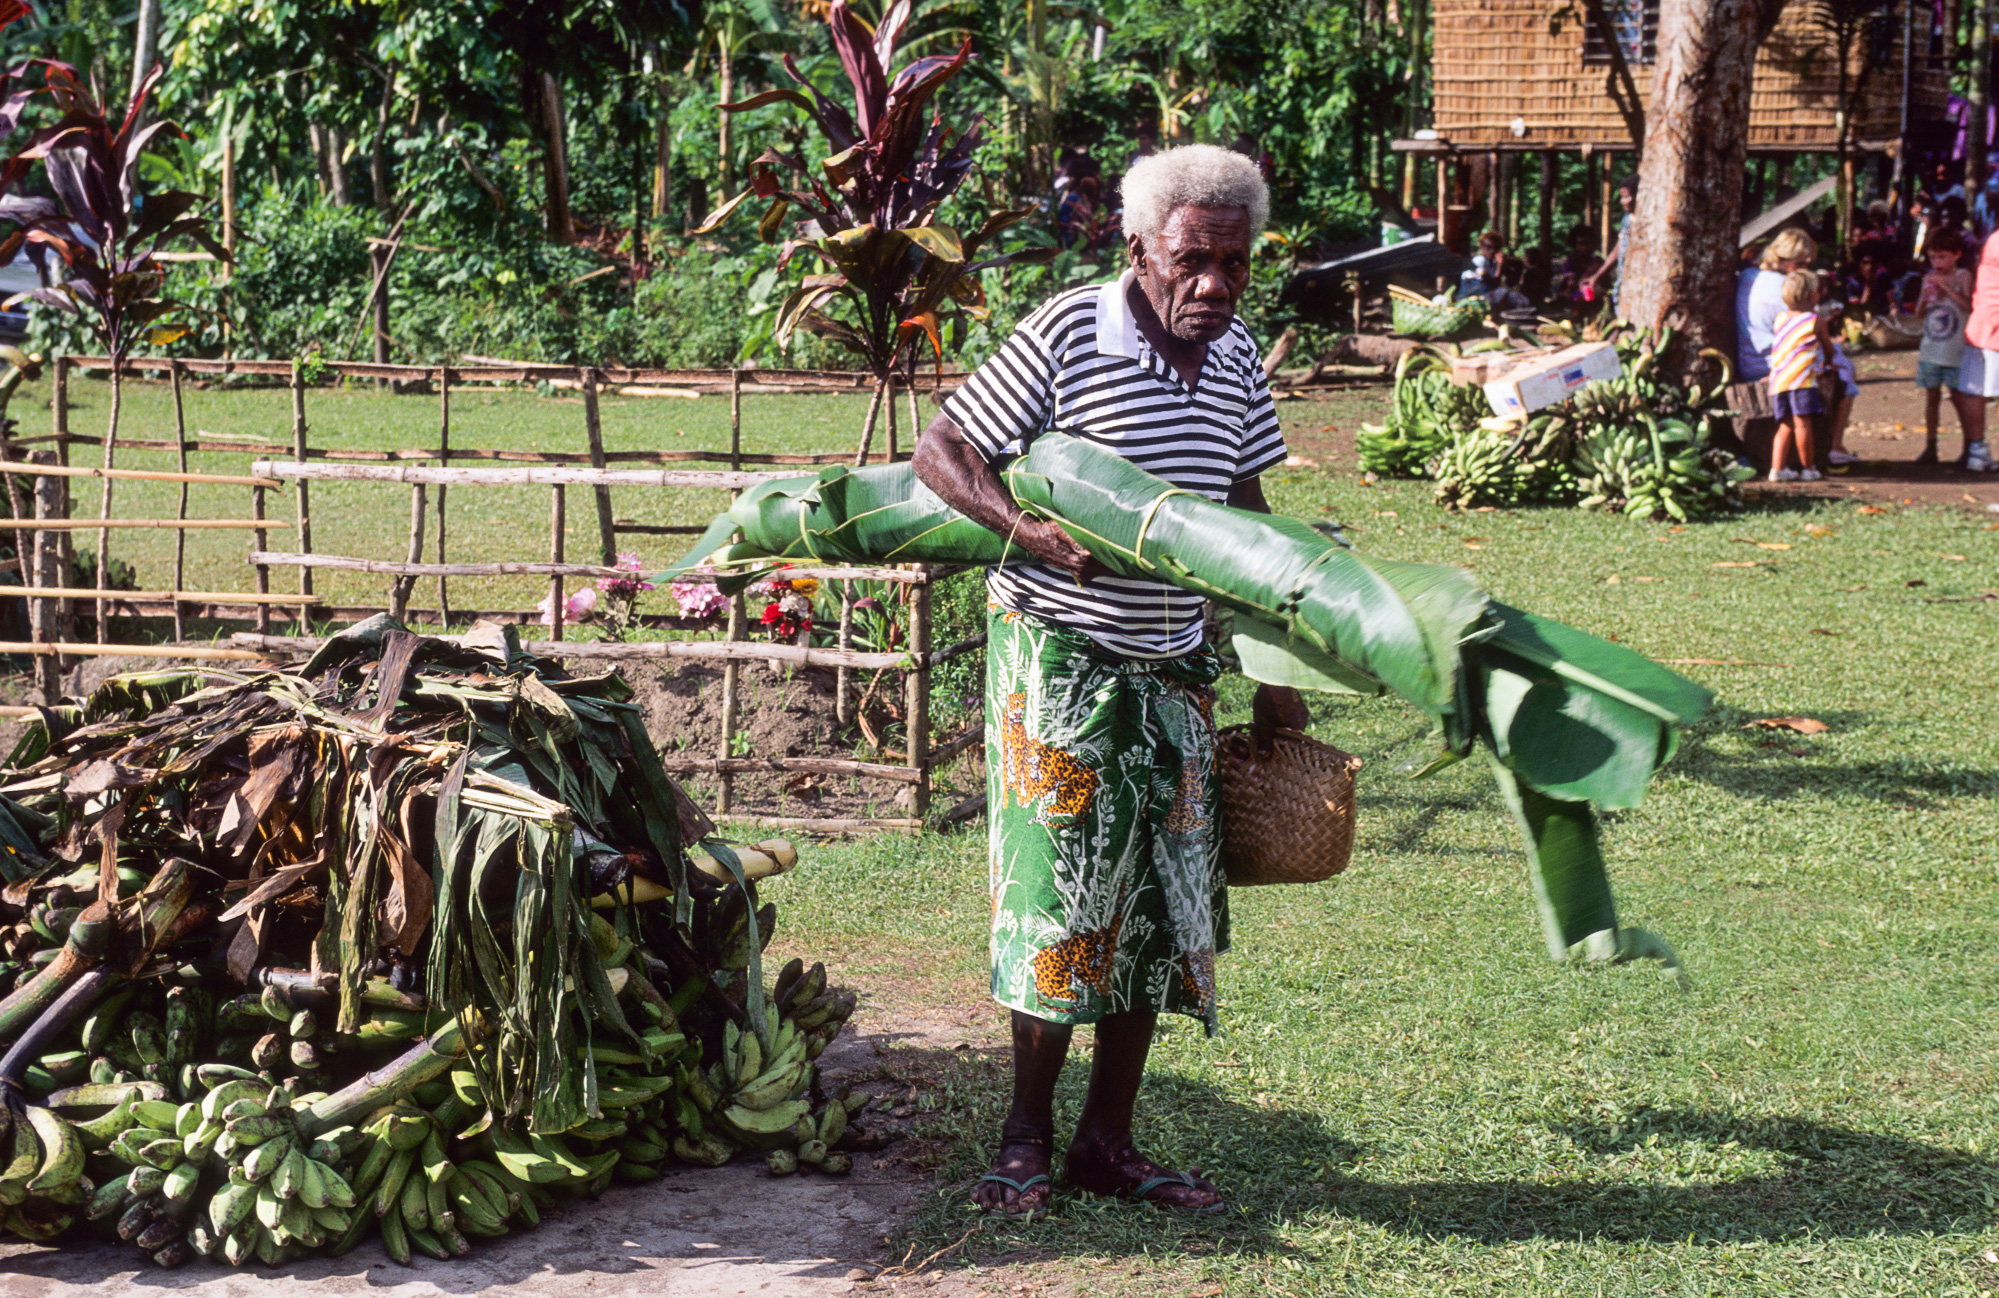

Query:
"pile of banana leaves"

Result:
[[0, 617, 865, 1266], [665, 433, 1712, 976], [1358, 326, 1754, 518]]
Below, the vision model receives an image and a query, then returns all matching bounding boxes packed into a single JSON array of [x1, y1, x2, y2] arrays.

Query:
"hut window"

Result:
[[1582, 0, 1658, 65]]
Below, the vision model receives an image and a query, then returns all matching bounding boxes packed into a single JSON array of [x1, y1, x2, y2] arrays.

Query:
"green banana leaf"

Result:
[[662, 434, 1709, 977]]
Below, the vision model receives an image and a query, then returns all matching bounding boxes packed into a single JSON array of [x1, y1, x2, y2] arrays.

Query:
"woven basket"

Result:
[[1393, 295, 1486, 340], [1214, 726, 1361, 887]]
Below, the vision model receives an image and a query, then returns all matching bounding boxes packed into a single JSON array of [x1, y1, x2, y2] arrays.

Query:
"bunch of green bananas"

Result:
[[764, 1094, 865, 1177], [75, 1067, 362, 1267], [0, 1101, 90, 1243], [1357, 352, 1491, 479]]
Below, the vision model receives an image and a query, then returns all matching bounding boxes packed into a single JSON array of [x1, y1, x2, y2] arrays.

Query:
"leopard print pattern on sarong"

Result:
[[999, 691, 1098, 822], [1031, 905, 1124, 1003]]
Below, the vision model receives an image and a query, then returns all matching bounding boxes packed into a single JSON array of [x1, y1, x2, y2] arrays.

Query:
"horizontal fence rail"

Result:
[[0, 357, 983, 833]]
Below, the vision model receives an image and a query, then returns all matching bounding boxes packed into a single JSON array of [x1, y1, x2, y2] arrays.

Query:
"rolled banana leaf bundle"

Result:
[[665, 433, 1710, 976]]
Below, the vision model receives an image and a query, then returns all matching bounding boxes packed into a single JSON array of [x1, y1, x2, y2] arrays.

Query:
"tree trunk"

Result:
[[541, 71, 575, 243], [128, 0, 159, 105], [653, 81, 673, 220], [370, 69, 398, 208], [1621, 0, 1787, 352], [716, 45, 734, 194], [326, 127, 353, 207], [1972, 0, 1993, 192]]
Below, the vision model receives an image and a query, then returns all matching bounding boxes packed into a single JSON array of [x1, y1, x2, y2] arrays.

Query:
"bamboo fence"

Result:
[[0, 355, 977, 831]]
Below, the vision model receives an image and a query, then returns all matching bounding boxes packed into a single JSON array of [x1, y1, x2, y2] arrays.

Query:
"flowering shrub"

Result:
[[759, 569, 817, 642], [668, 580, 729, 621]]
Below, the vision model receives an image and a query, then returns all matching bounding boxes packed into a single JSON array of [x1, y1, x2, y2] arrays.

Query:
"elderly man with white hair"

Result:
[[911, 143, 1307, 1217]]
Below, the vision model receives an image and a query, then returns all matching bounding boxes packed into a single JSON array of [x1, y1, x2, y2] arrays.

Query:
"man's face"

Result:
[[1128, 205, 1253, 344]]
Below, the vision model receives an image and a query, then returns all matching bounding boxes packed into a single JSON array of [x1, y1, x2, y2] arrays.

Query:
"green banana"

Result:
[[24, 1105, 85, 1195]]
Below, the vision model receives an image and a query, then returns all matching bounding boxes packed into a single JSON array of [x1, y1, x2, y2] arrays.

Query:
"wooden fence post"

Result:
[[884, 374, 897, 463], [391, 484, 426, 623], [729, 368, 742, 471], [291, 360, 312, 631], [436, 365, 451, 627], [169, 359, 189, 641], [718, 591, 744, 815], [251, 479, 270, 636], [93, 362, 121, 644], [548, 484, 566, 642], [29, 453, 61, 703], [905, 565, 931, 823], [583, 368, 616, 565], [835, 578, 853, 727], [51, 357, 73, 645], [905, 381, 922, 457]]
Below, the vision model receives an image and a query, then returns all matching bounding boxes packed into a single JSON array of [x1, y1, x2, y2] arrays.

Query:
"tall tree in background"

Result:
[[1621, 0, 1789, 353]]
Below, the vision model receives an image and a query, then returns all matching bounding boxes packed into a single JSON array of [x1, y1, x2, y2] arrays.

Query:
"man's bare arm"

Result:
[[909, 412, 1103, 581]]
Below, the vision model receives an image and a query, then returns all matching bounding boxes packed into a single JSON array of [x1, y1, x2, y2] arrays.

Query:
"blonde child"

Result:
[[1767, 270, 1825, 482], [1914, 228, 1976, 464]]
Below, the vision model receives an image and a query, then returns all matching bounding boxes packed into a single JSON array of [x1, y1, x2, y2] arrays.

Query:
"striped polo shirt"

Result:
[[944, 270, 1288, 659]]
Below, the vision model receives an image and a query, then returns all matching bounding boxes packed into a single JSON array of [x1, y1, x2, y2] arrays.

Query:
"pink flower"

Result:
[[537, 586, 598, 627]]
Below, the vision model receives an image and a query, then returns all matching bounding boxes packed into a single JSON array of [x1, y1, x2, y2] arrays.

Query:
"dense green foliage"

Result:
[[1, 0, 1422, 368]]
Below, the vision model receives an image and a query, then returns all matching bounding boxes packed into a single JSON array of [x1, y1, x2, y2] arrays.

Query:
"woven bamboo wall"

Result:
[[1431, 0, 1953, 149]]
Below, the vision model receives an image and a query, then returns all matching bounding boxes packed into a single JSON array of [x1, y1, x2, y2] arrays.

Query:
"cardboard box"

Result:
[[1450, 346, 1551, 388], [1481, 341, 1622, 416]]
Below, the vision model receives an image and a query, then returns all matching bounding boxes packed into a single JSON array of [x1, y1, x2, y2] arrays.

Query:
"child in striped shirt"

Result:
[[1767, 270, 1827, 482]]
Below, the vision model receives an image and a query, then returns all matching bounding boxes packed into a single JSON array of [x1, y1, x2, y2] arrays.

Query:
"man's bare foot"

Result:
[[971, 1135, 1053, 1216], [1064, 1135, 1223, 1213]]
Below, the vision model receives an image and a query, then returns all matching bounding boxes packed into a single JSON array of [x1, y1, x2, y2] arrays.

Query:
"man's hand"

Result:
[[1013, 516, 1109, 583], [1250, 684, 1309, 755]]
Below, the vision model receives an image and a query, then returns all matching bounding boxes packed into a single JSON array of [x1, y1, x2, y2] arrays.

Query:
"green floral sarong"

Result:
[[984, 603, 1228, 1035]]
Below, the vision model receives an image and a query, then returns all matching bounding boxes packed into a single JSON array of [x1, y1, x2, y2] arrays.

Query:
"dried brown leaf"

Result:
[[1742, 716, 1829, 734]]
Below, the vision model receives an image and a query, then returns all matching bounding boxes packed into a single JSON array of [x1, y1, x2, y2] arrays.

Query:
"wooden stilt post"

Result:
[[718, 592, 744, 815], [1539, 149, 1556, 252], [584, 368, 616, 565], [169, 360, 189, 642], [291, 360, 312, 631], [905, 565, 931, 823], [548, 485, 566, 642], [436, 366, 451, 628]]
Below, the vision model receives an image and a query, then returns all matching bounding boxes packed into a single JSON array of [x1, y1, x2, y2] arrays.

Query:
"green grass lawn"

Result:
[[756, 463, 1996, 1294], [18, 376, 1999, 1294]]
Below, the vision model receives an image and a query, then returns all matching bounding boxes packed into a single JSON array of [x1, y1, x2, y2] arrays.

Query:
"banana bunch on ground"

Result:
[[673, 957, 859, 1173], [1357, 350, 1488, 478], [1376, 326, 1754, 519], [0, 1100, 91, 1243]]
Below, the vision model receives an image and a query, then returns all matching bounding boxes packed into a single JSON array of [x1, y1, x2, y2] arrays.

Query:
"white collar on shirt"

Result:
[[1096, 268, 1242, 364]]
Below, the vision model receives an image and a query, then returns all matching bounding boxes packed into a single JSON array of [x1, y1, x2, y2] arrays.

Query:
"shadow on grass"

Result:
[[1670, 709, 1997, 809], [1324, 1107, 1997, 1246], [885, 1043, 1997, 1266]]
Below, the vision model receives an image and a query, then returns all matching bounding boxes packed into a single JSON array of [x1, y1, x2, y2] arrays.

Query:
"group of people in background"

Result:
[[1454, 159, 1999, 476], [1457, 175, 1639, 320], [1734, 155, 1999, 476]]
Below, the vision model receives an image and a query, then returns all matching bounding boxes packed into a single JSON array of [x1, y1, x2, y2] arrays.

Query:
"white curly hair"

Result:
[[1120, 144, 1269, 246]]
